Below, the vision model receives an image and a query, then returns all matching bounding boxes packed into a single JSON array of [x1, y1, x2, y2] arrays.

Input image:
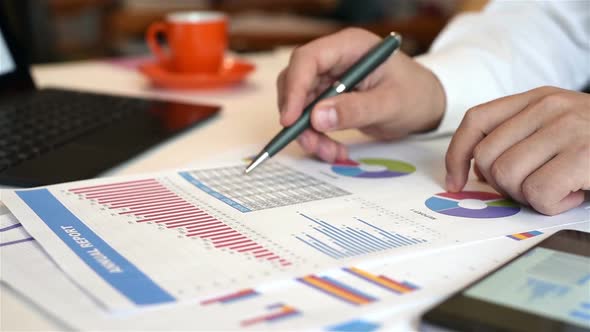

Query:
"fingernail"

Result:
[[316, 107, 338, 131], [445, 174, 456, 192]]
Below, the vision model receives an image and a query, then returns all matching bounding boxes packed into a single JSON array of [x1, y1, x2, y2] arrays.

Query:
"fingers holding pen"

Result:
[[278, 28, 382, 127], [277, 28, 449, 165], [310, 88, 395, 133], [291, 86, 394, 163], [297, 130, 348, 163]]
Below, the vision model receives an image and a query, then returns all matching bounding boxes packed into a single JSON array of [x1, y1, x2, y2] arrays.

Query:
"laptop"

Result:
[[0, 12, 220, 187]]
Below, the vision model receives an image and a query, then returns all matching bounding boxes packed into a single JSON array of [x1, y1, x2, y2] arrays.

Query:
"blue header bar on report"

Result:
[[15, 189, 175, 306]]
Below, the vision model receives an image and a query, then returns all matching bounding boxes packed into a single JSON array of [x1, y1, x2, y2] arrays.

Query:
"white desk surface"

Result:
[[0, 49, 370, 331]]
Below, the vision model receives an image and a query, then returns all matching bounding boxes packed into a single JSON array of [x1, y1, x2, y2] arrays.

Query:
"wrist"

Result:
[[421, 65, 447, 133], [404, 59, 446, 134]]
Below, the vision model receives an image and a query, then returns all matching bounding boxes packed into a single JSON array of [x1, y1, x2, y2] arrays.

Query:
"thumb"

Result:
[[310, 90, 389, 132]]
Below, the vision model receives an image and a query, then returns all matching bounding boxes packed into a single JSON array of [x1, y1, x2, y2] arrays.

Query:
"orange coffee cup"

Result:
[[146, 11, 227, 74]]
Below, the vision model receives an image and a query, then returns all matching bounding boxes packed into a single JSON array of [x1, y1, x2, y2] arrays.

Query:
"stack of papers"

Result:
[[1, 140, 588, 330]]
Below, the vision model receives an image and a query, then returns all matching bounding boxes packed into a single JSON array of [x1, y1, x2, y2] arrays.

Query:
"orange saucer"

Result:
[[139, 58, 255, 89]]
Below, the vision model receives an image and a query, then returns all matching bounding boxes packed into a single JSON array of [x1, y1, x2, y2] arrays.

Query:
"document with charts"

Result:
[[3, 141, 589, 312], [3, 213, 587, 331]]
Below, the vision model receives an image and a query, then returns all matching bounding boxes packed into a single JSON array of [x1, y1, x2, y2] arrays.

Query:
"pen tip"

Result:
[[244, 151, 270, 175]]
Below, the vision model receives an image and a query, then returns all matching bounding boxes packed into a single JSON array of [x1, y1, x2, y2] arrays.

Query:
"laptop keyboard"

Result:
[[0, 88, 148, 172]]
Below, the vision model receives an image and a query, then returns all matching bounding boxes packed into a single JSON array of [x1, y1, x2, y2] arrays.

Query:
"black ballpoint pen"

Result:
[[245, 32, 402, 174]]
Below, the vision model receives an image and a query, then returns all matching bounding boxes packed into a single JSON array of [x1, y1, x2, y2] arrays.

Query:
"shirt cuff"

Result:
[[414, 48, 507, 137]]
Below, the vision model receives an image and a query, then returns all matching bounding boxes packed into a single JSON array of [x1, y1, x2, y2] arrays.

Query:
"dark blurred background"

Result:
[[2, 0, 487, 64]]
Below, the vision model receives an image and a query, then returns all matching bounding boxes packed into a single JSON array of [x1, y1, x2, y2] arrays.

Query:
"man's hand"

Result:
[[446, 87, 590, 215], [278, 28, 446, 162]]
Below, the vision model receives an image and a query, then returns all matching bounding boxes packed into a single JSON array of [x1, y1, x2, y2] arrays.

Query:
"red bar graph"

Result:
[[200, 288, 259, 305], [240, 303, 300, 327], [69, 179, 291, 266]]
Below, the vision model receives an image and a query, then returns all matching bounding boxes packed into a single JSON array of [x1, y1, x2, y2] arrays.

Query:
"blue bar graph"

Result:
[[328, 319, 381, 332], [577, 274, 590, 285], [295, 213, 427, 259], [526, 277, 570, 301], [570, 302, 590, 323]]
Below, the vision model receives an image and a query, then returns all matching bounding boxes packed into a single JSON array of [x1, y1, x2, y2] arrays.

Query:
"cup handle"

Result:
[[146, 22, 170, 63]]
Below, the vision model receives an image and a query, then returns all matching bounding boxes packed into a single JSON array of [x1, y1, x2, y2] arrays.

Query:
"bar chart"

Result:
[[240, 303, 301, 327], [526, 277, 570, 301], [343, 267, 419, 295], [200, 289, 260, 306], [297, 266, 420, 307], [507, 230, 543, 241], [298, 274, 377, 306], [295, 213, 427, 259], [328, 319, 381, 332], [570, 302, 590, 323], [69, 178, 291, 266]]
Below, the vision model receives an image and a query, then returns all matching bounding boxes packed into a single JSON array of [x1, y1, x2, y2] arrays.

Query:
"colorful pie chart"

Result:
[[331, 158, 416, 178], [425, 191, 520, 218]]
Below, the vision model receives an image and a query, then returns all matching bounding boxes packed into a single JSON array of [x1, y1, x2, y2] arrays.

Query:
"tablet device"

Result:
[[422, 229, 590, 332]]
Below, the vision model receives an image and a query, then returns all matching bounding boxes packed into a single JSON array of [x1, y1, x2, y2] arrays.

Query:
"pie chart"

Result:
[[331, 158, 416, 178], [425, 191, 520, 218]]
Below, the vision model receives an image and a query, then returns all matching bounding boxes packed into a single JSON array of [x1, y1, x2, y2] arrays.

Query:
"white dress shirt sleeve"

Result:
[[414, 0, 590, 136]]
